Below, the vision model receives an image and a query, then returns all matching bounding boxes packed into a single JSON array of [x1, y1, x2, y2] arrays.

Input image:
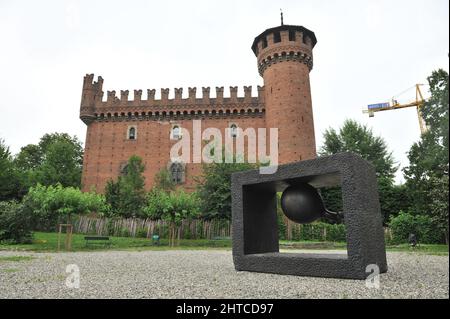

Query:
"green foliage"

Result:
[[403, 69, 449, 243], [14, 144, 43, 171], [104, 155, 147, 218], [282, 222, 347, 242], [0, 201, 34, 243], [320, 119, 397, 179], [136, 228, 148, 238], [319, 119, 404, 223], [0, 139, 23, 200], [144, 189, 200, 225], [14, 132, 84, 189], [389, 211, 442, 244], [154, 168, 175, 192], [196, 150, 257, 220], [427, 175, 449, 244], [319, 187, 343, 213], [23, 184, 108, 230]]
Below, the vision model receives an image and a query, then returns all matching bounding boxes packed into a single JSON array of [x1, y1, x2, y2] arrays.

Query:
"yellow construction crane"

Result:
[[363, 84, 428, 134]]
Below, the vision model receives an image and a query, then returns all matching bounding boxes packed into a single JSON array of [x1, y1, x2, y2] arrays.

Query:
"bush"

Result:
[[23, 184, 108, 231], [389, 211, 442, 244], [0, 201, 34, 243], [136, 228, 148, 238], [144, 189, 200, 223]]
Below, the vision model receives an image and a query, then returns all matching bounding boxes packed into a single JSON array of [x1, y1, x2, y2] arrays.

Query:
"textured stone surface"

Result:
[[232, 152, 387, 279], [0, 250, 447, 299]]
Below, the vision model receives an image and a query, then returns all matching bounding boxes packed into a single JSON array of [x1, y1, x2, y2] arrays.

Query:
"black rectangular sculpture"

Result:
[[231, 152, 388, 280]]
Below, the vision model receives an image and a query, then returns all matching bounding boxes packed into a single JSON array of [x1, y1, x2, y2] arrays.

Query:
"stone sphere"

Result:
[[280, 184, 326, 224]]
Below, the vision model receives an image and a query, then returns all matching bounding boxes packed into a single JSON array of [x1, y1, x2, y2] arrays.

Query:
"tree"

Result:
[[154, 168, 176, 193], [35, 140, 82, 188], [0, 139, 23, 200], [14, 144, 43, 171], [23, 184, 108, 231], [196, 153, 257, 220], [0, 201, 34, 243], [14, 132, 84, 189], [403, 69, 449, 243], [319, 119, 402, 223], [320, 119, 397, 179], [104, 155, 147, 218], [144, 189, 200, 246]]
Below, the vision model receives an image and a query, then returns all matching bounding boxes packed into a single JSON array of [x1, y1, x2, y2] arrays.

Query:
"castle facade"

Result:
[[79, 24, 317, 192]]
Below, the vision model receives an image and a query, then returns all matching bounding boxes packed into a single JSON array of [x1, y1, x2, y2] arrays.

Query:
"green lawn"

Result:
[[0, 232, 232, 252], [0, 232, 447, 255]]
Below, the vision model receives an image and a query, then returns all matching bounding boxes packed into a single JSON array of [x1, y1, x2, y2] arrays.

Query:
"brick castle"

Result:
[[80, 23, 318, 192]]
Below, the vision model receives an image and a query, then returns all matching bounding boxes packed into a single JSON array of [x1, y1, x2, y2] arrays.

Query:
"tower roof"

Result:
[[251, 25, 317, 55]]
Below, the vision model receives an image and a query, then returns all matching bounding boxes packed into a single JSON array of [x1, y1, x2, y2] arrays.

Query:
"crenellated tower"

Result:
[[252, 24, 317, 163], [80, 74, 104, 125]]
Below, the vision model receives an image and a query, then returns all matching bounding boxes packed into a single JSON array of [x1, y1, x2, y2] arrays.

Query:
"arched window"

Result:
[[128, 126, 136, 140], [170, 162, 184, 184], [171, 125, 181, 140], [119, 163, 128, 175], [230, 123, 238, 138]]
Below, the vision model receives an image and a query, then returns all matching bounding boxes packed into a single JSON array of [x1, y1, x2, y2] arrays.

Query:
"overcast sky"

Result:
[[0, 0, 448, 183]]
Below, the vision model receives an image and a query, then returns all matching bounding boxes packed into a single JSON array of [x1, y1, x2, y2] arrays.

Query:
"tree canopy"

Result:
[[403, 69, 449, 243], [319, 119, 403, 223]]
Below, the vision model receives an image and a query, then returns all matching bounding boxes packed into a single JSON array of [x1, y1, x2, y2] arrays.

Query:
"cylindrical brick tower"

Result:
[[252, 25, 317, 164]]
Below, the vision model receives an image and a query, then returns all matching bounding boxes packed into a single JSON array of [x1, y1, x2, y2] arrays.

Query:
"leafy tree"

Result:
[[14, 144, 43, 171], [38, 133, 84, 164], [34, 140, 82, 188], [23, 184, 108, 231], [0, 139, 23, 200], [104, 155, 147, 218], [0, 201, 34, 243], [388, 211, 442, 244], [320, 119, 397, 178], [196, 152, 257, 220], [144, 188, 200, 246], [154, 168, 176, 193], [319, 119, 402, 223], [428, 175, 449, 244], [403, 69, 449, 243], [14, 132, 84, 189]]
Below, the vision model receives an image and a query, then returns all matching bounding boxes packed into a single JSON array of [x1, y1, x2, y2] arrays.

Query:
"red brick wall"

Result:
[[81, 115, 266, 193]]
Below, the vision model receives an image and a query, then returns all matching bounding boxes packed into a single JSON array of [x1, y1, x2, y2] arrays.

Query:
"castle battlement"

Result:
[[251, 25, 316, 75], [103, 85, 264, 105], [80, 74, 266, 124]]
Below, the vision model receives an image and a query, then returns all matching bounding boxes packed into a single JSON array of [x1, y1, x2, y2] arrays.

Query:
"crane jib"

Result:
[[367, 102, 390, 110]]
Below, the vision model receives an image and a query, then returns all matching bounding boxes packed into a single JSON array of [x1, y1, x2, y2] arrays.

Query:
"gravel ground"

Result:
[[0, 249, 448, 299]]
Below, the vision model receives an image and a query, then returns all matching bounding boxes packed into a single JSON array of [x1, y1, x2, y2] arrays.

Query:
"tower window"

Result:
[[171, 125, 182, 140], [262, 37, 268, 49], [273, 32, 281, 43], [229, 123, 238, 138], [289, 30, 296, 41], [127, 126, 137, 140], [170, 162, 185, 184]]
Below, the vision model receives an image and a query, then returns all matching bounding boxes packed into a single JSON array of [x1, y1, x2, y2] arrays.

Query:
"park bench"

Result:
[[84, 236, 111, 247]]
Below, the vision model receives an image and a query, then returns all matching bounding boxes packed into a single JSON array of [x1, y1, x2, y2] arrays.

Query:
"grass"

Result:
[[0, 256, 35, 262], [2, 268, 20, 273], [0, 232, 447, 255], [384, 243, 449, 256], [0, 232, 232, 252]]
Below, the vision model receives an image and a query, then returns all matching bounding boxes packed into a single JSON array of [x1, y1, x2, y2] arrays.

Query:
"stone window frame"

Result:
[[127, 125, 137, 140], [170, 124, 182, 140], [228, 122, 239, 138], [168, 160, 186, 184]]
